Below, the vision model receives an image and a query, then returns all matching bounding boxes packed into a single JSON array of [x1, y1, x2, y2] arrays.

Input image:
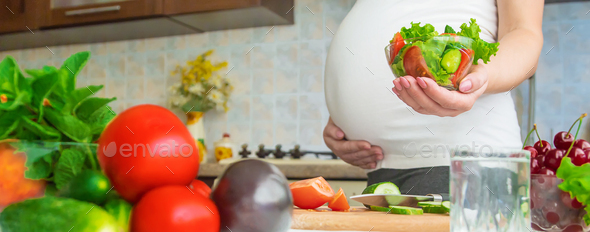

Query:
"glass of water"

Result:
[[450, 148, 531, 232]]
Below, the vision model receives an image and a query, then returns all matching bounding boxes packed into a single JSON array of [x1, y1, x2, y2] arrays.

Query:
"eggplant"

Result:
[[212, 159, 293, 232]]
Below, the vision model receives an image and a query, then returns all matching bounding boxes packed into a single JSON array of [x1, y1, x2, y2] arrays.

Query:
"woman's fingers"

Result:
[[402, 76, 459, 116], [323, 118, 345, 140], [395, 77, 424, 113]]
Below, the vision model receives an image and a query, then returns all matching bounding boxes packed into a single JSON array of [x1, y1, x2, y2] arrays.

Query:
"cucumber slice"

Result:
[[389, 206, 423, 215], [362, 182, 401, 195], [369, 205, 391, 212], [422, 207, 447, 214], [417, 201, 442, 207], [442, 201, 451, 213]]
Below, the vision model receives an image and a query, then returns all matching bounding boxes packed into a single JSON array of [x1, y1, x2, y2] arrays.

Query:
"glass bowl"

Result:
[[385, 35, 475, 91], [531, 174, 589, 232]]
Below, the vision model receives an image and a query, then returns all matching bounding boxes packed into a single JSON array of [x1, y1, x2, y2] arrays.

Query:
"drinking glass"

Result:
[[450, 148, 530, 232]]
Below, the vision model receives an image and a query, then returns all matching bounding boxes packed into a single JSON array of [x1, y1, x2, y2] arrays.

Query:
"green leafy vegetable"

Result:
[[557, 157, 590, 225], [456, 18, 500, 64], [54, 148, 87, 189], [0, 51, 117, 191], [444, 25, 456, 34], [399, 22, 438, 40]]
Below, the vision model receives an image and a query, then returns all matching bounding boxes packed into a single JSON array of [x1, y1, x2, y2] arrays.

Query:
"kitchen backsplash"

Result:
[[0, 0, 355, 160], [1, 0, 589, 160]]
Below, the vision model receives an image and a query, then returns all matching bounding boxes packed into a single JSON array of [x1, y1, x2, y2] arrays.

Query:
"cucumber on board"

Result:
[[362, 182, 401, 195], [0, 197, 120, 232], [389, 206, 423, 215], [369, 205, 391, 212]]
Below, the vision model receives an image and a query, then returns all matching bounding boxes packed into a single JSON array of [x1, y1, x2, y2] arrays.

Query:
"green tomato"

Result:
[[440, 49, 461, 73], [58, 169, 111, 205]]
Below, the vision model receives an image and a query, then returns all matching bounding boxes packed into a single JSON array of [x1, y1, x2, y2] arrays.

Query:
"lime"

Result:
[[59, 169, 111, 205], [388, 206, 423, 215]]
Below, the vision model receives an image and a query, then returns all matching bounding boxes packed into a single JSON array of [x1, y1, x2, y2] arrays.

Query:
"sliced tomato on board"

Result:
[[451, 48, 474, 89], [389, 32, 405, 65], [328, 188, 350, 211], [290, 177, 334, 209]]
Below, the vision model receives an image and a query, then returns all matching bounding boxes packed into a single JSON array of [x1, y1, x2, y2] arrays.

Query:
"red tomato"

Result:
[[389, 32, 405, 65], [290, 177, 334, 209], [451, 48, 474, 89], [98, 104, 200, 203], [131, 185, 220, 232], [440, 33, 457, 36], [328, 188, 350, 211], [189, 179, 211, 197]]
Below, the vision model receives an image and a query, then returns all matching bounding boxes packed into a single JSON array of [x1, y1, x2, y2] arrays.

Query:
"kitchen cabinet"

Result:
[[37, 0, 163, 28], [0, 0, 39, 34], [0, 0, 294, 51], [164, 0, 294, 31]]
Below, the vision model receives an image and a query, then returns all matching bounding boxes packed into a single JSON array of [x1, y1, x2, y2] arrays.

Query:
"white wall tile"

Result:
[[7, 0, 361, 152]]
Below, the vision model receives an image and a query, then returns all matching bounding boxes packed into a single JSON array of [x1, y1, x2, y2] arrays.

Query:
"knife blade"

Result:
[[350, 194, 444, 207]]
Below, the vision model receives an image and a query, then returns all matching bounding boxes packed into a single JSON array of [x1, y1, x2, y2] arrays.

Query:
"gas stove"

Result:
[[238, 144, 338, 160]]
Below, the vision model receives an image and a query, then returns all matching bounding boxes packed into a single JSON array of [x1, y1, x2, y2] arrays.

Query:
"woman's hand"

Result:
[[391, 64, 489, 117], [323, 118, 383, 169]]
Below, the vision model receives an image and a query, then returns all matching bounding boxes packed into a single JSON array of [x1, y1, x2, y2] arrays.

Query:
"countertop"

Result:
[[198, 158, 368, 180]]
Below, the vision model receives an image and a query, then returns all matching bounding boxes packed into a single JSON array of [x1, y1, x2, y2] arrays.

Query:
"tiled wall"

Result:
[[0, 0, 355, 160], [513, 2, 590, 144], [3, 1, 589, 160]]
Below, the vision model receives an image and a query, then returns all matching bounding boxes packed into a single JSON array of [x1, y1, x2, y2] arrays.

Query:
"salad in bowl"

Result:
[[386, 19, 499, 90]]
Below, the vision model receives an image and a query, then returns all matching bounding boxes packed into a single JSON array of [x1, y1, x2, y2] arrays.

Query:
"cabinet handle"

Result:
[[65, 5, 121, 16]]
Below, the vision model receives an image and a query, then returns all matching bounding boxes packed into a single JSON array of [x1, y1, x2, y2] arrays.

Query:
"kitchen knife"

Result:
[[350, 193, 446, 207]]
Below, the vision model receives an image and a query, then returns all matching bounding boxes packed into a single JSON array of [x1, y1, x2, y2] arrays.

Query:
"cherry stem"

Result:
[[534, 124, 544, 147], [522, 124, 537, 149], [565, 113, 587, 157]]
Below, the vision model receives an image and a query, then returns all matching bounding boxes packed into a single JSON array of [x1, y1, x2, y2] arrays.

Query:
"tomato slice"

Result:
[[440, 33, 456, 36], [328, 188, 350, 211], [389, 32, 405, 65], [451, 48, 474, 89], [290, 177, 334, 209]]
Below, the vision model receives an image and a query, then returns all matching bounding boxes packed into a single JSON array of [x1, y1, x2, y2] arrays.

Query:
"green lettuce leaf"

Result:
[[456, 18, 500, 65], [444, 25, 456, 34], [399, 22, 438, 40], [557, 157, 590, 225]]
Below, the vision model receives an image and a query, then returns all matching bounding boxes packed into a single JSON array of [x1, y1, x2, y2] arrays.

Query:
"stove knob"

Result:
[[239, 144, 250, 158]]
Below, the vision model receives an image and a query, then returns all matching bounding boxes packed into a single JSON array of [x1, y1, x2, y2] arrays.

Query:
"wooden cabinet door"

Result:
[[38, 0, 163, 28], [0, 0, 39, 34]]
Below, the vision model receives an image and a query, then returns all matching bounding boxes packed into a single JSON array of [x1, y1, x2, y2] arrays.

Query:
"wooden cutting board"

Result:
[[291, 208, 450, 232]]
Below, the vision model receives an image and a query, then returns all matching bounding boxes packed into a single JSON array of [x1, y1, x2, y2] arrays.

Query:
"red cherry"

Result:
[[538, 168, 556, 176], [531, 158, 541, 174], [564, 225, 584, 232], [567, 147, 587, 166], [524, 146, 538, 159], [554, 131, 575, 150], [534, 140, 552, 156], [561, 191, 584, 209], [535, 155, 546, 167], [544, 149, 565, 171], [574, 139, 590, 150]]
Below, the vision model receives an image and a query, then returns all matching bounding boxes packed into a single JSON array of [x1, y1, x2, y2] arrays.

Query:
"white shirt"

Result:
[[324, 0, 522, 170]]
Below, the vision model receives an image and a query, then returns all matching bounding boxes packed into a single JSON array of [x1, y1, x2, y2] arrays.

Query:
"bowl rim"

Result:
[[384, 35, 476, 48]]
